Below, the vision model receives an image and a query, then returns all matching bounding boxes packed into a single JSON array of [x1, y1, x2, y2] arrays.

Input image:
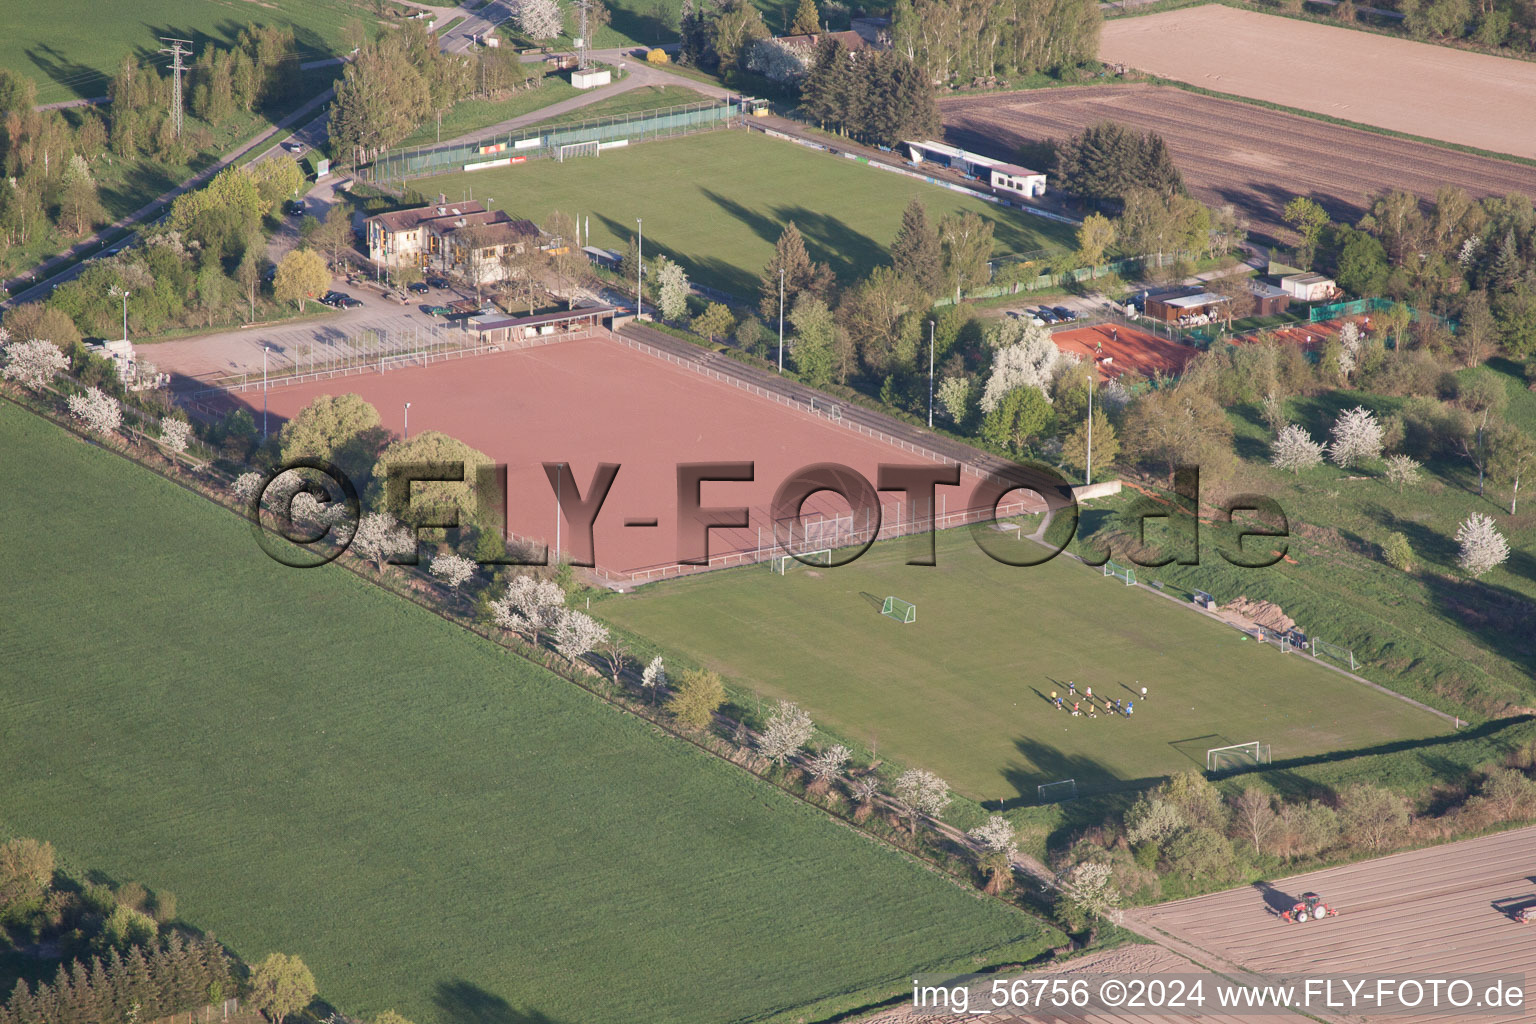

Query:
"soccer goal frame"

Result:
[[557, 140, 600, 162], [881, 596, 916, 623], [769, 549, 832, 574], [1104, 559, 1137, 585], [1038, 779, 1077, 803], [1310, 637, 1356, 671], [1206, 741, 1271, 772]]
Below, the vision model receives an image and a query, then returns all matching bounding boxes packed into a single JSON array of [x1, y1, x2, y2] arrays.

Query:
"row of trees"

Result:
[[0, 933, 235, 1024], [889, 0, 1101, 87], [798, 39, 941, 146], [329, 22, 475, 166], [1055, 760, 1536, 922]]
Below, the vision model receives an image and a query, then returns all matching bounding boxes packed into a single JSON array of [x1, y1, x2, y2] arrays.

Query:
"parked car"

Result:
[[407, 281, 430, 294], [320, 291, 344, 306], [1051, 305, 1079, 322], [282, 141, 305, 154], [423, 304, 454, 317], [1036, 308, 1060, 324], [426, 276, 449, 289], [334, 294, 363, 309], [284, 200, 305, 217]]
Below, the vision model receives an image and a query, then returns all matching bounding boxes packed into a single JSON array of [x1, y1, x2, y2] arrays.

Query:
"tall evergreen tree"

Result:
[[760, 222, 835, 321], [790, 0, 821, 34], [891, 198, 944, 297]]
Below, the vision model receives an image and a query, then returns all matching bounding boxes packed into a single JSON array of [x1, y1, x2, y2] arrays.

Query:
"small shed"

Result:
[[1280, 272, 1337, 302], [1249, 281, 1290, 316], [582, 245, 621, 269], [1145, 290, 1229, 324], [986, 162, 1047, 198], [571, 67, 611, 89]]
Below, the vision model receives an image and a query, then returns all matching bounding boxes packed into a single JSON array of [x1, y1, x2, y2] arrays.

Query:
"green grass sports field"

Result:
[[414, 130, 1076, 296], [596, 528, 1452, 802], [0, 401, 1059, 1024], [0, 0, 370, 102]]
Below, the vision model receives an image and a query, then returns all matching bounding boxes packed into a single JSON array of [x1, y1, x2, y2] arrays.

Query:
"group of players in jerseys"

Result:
[[1050, 680, 1146, 718]]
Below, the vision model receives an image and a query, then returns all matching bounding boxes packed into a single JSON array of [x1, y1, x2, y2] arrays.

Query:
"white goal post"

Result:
[[769, 549, 832, 574], [1206, 741, 1271, 771], [1104, 559, 1136, 585], [557, 140, 600, 162], [881, 596, 916, 623], [1038, 779, 1077, 803]]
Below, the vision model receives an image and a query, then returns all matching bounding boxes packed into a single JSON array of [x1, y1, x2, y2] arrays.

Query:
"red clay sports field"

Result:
[[236, 330, 1037, 580]]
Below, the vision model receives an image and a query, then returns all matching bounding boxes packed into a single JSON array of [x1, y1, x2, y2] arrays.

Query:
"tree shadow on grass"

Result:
[[434, 980, 569, 1024]]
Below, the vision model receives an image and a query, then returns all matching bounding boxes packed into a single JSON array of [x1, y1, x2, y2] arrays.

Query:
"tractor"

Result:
[[1281, 892, 1338, 923], [1512, 906, 1532, 924]]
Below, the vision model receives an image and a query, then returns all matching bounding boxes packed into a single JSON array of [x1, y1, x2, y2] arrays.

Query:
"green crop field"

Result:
[[0, 401, 1059, 1024], [595, 528, 1452, 803], [0, 0, 375, 103], [413, 129, 1075, 296]]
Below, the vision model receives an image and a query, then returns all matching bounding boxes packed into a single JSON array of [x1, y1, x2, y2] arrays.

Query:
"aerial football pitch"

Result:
[[0, 401, 1057, 1024], [596, 527, 1452, 802]]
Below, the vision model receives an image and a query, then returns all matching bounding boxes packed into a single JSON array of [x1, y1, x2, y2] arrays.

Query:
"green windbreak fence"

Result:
[[366, 99, 749, 183], [1309, 296, 1457, 332]]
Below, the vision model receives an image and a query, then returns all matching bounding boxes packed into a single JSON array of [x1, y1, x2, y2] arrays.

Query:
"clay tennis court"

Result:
[[236, 331, 1021, 577], [1124, 825, 1536, 1024], [1101, 6, 1536, 161], [1052, 322, 1196, 380]]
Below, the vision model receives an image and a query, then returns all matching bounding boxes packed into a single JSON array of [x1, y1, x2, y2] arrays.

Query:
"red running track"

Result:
[[237, 332, 1021, 575]]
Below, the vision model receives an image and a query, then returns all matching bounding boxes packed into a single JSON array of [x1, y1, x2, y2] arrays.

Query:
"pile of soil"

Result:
[[1223, 596, 1294, 633]]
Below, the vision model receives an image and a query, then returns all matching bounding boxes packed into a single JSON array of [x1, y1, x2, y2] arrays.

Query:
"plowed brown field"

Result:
[[1101, 6, 1536, 160], [939, 85, 1534, 242], [1126, 825, 1536, 1023]]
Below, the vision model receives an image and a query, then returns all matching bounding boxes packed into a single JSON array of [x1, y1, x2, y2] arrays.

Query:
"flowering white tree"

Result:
[[656, 258, 689, 323], [1270, 423, 1325, 475], [67, 387, 122, 435], [231, 471, 263, 504], [159, 418, 191, 454], [514, 0, 563, 40], [806, 744, 851, 787], [1455, 512, 1511, 578], [490, 574, 566, 643], [1383, 453, 1422, 493], [980, 332, 1074, 413], [640, 655, 667, 701], [1335, 321, 1362, 380], [1100, 376, 1131, 412], [1328, 405, 1385, 468], [351, 513, 416, 570], [936, 376, 970, 424], [967, 815, 1018, 856], [757, 700, 815, 766], [3, 339, 69, 390], [1125, 796, 1184, 845], [1060, 861, 1122, 920], [893, 768, 951, 832], [553, 609, 607, 664], [744, 36, 812, 82], [429, 553, 476, 589]]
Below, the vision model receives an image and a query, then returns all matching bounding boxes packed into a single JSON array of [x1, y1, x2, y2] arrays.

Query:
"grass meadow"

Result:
[[0, 0, 374, 103], [413, 129, 1076, 296], [595, 526, 1451, 804], [0, 400, 1060, 1024]]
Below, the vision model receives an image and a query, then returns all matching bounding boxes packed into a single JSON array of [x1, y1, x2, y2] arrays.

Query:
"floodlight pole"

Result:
[[555, 462, 564, 563], [262, 346, 269, 439], [927, 319, 934, 428], [635, 218, 642, 314], [404, 401, 410, 440], [777, 268, 784, 373], [120, 290, 130, 343], [1086, 374, 1094, 486]]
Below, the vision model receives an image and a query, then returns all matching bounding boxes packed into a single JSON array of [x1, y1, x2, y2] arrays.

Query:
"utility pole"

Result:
[[927, 320, 935, 428], [1086, 374, 1094, 486], [160, 38, 192, 140], [777, 268, 784, 373], [575, 0, 590, 70], [635, 218, 642, 313]]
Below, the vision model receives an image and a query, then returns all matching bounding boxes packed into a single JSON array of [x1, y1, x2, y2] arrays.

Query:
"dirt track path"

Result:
[[1125, 826, 1536, 1023], [939, 85, 1534, 243]]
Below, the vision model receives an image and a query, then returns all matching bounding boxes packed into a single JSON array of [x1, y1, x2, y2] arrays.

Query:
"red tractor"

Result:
[[1281, 892, 1338, 923], [1512, 906, 1532, 924]]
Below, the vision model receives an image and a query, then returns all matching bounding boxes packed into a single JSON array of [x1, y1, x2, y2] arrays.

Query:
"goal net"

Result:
[[1038, 779, 1077, 803], [769, 549, 832, 574], [881, 596, 916, 623], [557, 140, 600, 162], [1104, 559, 1137, 585], [1206, 741, 1271, 772], [1310, 637, 1356, 671]]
